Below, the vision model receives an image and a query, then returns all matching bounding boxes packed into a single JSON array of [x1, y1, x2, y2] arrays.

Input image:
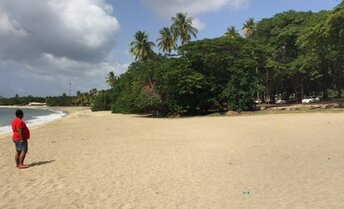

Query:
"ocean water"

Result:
[[0, 108, 66, 135]]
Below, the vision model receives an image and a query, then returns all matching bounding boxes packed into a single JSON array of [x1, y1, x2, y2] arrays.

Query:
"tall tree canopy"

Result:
[[242, 17, 256, 38], [92, 2, 344, 115], [130, 31, 156, 61], [171, 13, 198, 45], [106, 71, 117, 88], [157, 27, 177, 54], [224, 26, 240, 39]]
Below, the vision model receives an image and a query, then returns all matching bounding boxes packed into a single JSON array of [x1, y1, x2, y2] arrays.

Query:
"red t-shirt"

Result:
[[12, 117, 30, 140]]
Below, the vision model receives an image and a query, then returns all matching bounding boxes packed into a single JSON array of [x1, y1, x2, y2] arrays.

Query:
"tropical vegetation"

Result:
[[0, 89, 99, 107], [91, 2, 344, 116]]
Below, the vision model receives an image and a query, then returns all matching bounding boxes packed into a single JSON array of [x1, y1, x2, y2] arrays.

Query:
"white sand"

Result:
[[1, 108, 344, 209]]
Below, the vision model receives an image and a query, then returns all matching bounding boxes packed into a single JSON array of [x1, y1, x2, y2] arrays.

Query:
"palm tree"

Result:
[[242, 18, 255, 38], [106, 71, 117, 88], [224, 26, 240, 39], [89, 88, 98, 97], [171, 13, 198, 45], [157, 27, 177, 55], [130, 31, 156, 61], [243, 18, 258, 100]]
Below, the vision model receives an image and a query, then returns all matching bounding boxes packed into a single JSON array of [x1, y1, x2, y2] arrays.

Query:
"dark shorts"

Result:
[[13, 140, 28, 152]]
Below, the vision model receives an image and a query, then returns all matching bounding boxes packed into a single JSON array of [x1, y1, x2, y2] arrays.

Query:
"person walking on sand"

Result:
[[12, 109, 30, 169]]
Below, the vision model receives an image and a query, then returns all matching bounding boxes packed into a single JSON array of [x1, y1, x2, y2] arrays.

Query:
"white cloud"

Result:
[[141, 0, 249, 18], [229, 0, 250, 10], [0, 13, 28, 37], [193, 18, 206, 31], [0, 0, 119, 63], [48, 0, 119, 50], [0, 0, 121, 97], [0, 53, 129, 97]]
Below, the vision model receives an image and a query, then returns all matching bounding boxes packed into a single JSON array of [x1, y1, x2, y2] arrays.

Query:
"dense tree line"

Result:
[[0, 89, 98, 107], [253, 3, 344, 102], [92, 2, 343, 115], [0, 95, 45, 106], [46, 89, 98, 106]]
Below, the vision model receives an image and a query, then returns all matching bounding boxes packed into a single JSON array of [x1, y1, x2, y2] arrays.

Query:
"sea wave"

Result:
[[0, 125, 11, 135], [26, 110, 66, 126], [0, 109, 66, 136]]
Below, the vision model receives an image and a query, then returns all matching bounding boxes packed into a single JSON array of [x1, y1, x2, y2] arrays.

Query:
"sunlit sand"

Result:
[[1, 108, 343, 208]]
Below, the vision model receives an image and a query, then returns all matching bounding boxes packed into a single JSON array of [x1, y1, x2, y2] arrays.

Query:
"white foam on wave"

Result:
[[0, 109, 66, 136], [0, 125, 12, 135], [26, 110, 66, 127]]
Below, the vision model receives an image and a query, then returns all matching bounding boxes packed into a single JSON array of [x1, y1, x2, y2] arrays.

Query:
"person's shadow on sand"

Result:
[[29, 160, 55, 167]]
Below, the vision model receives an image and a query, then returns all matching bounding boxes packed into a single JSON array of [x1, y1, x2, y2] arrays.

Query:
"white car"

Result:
[[302, 97, 320, 104], [276, 99, 286, 104]]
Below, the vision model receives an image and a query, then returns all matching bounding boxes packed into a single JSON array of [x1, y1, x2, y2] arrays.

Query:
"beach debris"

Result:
[[321, 105, 330, 109], [290, 107, 300, 111], [309, 105, 321, 110], [226, 111, 239, 116]]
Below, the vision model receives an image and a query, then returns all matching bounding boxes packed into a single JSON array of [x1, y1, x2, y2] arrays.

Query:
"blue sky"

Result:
[[0, 0, 340, 97], [110, 0, 339, 65]]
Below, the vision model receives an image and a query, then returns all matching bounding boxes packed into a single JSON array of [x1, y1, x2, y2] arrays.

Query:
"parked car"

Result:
[[275, 99, 286, 104], [302, 97, 320, 104]]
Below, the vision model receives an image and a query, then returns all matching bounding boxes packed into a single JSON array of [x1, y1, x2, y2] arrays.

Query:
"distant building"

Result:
[[28, 102, 47, 106]]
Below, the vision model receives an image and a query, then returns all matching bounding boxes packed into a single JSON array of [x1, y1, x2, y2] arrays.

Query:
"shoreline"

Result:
[[0, 106, 90, 139]]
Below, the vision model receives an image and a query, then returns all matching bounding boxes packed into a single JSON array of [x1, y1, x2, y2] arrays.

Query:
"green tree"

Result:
[[92, 90, 113, 111], [224, 26, 240, 39], [106, 71, 117, 88], [93, 1, 344, 115], [130, 31, 156, 61], [130, 31, 157, 86], [326, 3, 344, 97], [178, 37, 257, 112], [157, 27, 177, 54], [297, 11, 331, 99], [253, 11, 321, 102], [242, 18, 255, 38], [105, 57, 166, 114], [171, 13, 198, 45]]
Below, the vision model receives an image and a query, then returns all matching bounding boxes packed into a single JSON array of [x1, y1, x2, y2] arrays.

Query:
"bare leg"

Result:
[[19, 151, 27, 166], [15, 151, 20, 167]]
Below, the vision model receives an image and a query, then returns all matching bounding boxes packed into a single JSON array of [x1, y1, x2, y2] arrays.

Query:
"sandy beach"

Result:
[[1, 108, 344, 209]]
